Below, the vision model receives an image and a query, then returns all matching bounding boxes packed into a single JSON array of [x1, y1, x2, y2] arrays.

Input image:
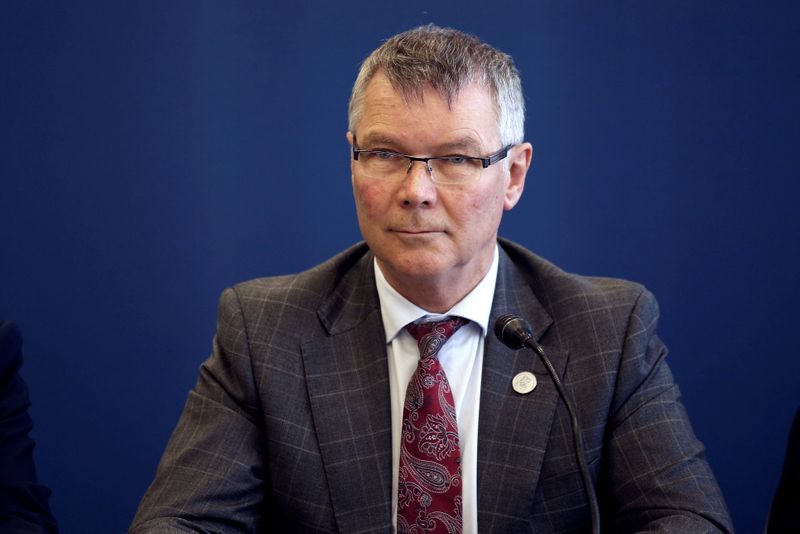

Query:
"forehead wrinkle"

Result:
[[356, 75, 498, 154], [399, 80, 501, 140]]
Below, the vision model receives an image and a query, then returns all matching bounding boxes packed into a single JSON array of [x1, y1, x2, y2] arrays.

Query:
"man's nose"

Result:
[[400, 160, 437, 206]]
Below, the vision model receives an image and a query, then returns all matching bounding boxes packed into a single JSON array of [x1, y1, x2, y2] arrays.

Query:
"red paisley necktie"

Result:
[[398, 317, 467, 534]]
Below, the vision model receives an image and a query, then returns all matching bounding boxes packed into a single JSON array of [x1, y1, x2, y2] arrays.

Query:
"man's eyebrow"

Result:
[[434, 137, 485, 154], [355, 133, 399, 148]]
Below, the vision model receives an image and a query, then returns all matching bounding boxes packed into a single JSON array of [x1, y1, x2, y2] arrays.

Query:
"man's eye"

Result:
[[445, 156, 470, 165], [374, 151, 400, 160]]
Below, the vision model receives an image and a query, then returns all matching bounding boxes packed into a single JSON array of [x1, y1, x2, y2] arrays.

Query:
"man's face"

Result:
[[348, 72, 530, 308]]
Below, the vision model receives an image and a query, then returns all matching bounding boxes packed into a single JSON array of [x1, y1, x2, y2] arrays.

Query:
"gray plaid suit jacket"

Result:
[[130, 239, 733, 533]]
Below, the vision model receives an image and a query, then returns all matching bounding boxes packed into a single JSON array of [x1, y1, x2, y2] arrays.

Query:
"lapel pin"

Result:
[[512, 371, 537, 394]]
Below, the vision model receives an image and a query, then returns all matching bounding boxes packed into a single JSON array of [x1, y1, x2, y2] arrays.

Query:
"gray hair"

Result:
[[348, 25, 525, 147]]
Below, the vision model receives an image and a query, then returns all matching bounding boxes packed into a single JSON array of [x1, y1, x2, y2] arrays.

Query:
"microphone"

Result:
[[494, 314, 601, 534], [494, 313, 534, 349]]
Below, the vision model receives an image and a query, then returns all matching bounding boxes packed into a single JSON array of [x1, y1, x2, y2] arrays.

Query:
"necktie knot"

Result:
[[406, 317, 467, 360]]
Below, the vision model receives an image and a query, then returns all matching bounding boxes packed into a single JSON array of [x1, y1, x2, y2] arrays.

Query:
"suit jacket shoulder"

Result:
[[225, 241, 376, 339], [488, 239, 733, 532], [131, 243, 392, 533], [0, 320, 59, 533], [499, 237, 649, 319]]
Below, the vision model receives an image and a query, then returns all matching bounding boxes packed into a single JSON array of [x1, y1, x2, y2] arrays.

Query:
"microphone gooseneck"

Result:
[[494, 314, 602, 534]]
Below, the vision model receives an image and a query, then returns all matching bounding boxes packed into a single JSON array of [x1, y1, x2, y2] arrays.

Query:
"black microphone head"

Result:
[[494, 314, 534, 349]]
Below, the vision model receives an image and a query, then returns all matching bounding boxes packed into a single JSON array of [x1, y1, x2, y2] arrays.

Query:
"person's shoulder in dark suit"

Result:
[[0, 320, 59, 533], [768, 407, 800, 533]]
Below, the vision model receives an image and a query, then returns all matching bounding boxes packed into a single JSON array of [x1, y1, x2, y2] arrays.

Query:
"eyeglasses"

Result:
[[352, 142, 514, 185]]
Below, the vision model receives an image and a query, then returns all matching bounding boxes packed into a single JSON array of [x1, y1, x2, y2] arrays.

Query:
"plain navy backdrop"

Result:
[[1, 2, 798, 532]]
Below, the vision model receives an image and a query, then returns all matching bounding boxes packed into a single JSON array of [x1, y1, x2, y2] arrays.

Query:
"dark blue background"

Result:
[[2, 2, 798, 532]]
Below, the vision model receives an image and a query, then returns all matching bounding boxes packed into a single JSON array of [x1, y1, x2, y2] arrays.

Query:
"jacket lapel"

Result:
[[301, 252, 394, 532], [477, 245, 570, 531]]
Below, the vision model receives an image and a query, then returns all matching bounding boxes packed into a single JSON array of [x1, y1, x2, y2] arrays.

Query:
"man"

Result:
[[0, 320, 59, 532], [131, 26, 733, 532]]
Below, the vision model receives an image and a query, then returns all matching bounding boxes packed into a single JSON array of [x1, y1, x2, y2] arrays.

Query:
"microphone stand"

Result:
[[495, 314, 601, 534]]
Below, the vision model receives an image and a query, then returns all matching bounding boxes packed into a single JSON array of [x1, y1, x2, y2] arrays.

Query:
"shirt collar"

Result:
[[374, 245, 499, 343]]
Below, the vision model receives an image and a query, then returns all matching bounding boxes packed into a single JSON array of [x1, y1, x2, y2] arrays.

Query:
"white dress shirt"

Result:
[[374, 246, 499, 534]]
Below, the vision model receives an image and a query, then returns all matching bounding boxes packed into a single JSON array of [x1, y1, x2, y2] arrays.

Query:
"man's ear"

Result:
[[346, 131, 356, 180], [504, 142, 533, 210]]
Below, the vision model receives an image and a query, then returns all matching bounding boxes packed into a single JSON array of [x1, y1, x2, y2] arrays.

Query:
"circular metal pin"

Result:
[[512, 371, 537, 394]]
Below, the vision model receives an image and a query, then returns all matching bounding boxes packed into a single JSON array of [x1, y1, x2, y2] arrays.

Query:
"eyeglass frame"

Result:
[[351, 140, 515, 183]]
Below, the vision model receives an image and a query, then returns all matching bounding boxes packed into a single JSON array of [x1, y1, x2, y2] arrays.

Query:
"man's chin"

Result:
[[376, 254, 451, 283]]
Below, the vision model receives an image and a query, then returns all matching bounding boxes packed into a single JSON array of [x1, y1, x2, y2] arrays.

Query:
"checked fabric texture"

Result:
[[398, 317, 468, 534]]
